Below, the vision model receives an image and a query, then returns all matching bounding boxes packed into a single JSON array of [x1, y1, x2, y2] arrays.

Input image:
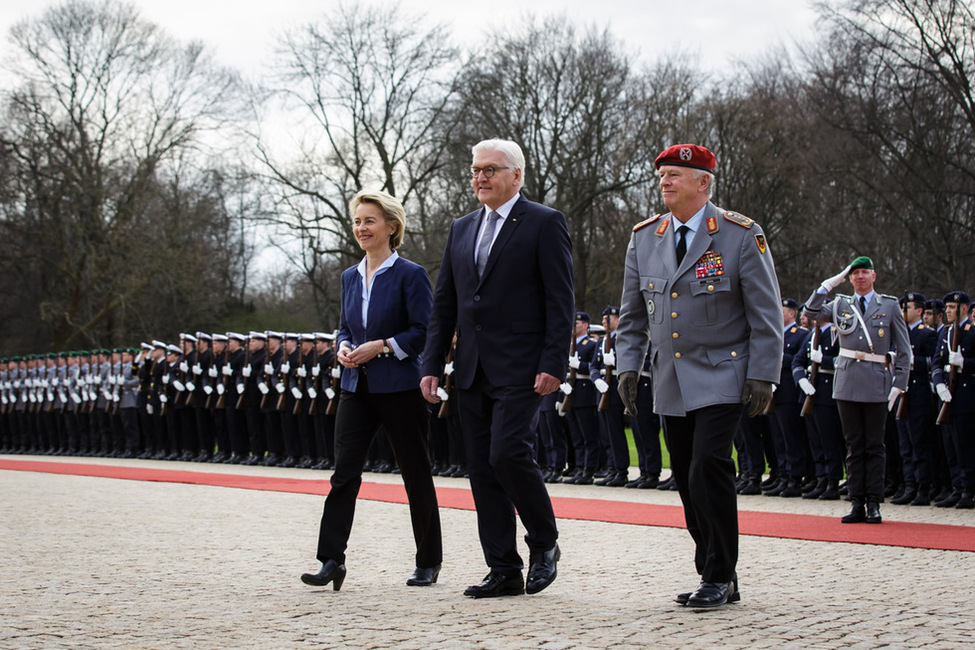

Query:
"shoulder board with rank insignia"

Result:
[[789, 326, 797, 333], [880, 294, 898, 301], [919, 324, 927, 330], [706, 215, 719, 234], [655, 218, 671, 237], [966, 324, 972, 332], [632, 214, 661, 232], [723, 211, 753, 228]]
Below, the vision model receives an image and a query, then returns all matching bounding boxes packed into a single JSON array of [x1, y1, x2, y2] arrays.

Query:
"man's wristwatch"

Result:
[[381, 340, 390, 355]]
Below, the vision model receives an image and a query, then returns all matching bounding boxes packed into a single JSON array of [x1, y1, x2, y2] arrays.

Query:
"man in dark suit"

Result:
[[421, 138, 574, 598]]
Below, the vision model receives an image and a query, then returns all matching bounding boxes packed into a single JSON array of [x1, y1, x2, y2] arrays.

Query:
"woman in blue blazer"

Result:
[[301, 190, 442, 590]]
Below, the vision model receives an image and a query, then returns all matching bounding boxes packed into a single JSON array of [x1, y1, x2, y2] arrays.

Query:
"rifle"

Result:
[[261, 346, 277, 410], [325, 350, 340, 416], [276, 349, 291, 411], [562, 333, 577, 413], [213, 348, 230, 409], [438, 345, 455, 419], [183, 349, 196, 408], [598, 334, 614, 412], [236, 345, 252, 410], [800, 325, 821, 417], [937, 314, 959, 425]]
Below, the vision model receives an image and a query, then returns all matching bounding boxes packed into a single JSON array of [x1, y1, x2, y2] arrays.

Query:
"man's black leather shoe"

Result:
[[526, 544, 560, 595], [300, 559, 347, 590], [686, 580, 736, 608], [406, 564, 442, 586], [865, 501, 882, 523], [677, 575, 739, 605], [841, 501, 866, 523], [463, 571, 524, 598]]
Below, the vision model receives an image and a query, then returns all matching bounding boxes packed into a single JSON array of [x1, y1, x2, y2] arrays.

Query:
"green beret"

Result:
[[850, 256, 874, 271]]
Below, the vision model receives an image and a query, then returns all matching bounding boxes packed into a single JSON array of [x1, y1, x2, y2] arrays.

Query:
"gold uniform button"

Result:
[[648, 282, 654, 290], [674, 352, 682, 359], [672, 332, 679, 339], [671, 312, 678, 319], [671, 292, 678, 299], [731, 351, 738, 357], [707, 284, 715, 292]]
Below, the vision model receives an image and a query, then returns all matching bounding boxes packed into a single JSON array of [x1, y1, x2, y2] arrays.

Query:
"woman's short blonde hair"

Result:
[[350, 189, 406, 250]]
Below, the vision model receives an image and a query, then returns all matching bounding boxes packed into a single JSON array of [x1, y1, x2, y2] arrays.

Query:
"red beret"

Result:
[[654, 144, 716, 174]]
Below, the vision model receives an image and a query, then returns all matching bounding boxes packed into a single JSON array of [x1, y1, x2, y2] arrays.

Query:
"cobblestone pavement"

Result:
[[2, 456, 973, 649]]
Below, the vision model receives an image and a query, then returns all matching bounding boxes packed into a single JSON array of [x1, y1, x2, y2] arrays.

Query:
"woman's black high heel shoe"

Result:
[[301, 559, 347, 591]]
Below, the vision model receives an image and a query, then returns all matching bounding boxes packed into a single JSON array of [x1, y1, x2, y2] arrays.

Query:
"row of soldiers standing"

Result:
[[0, 331, 342, 468], [748, 292, 975, 509]]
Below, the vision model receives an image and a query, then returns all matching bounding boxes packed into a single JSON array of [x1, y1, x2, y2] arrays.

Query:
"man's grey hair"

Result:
[[692, 169, 715, 199], [472, 138, 526, 188]]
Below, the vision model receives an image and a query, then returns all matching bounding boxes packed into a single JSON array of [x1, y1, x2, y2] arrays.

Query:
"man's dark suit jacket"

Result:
[[422, 194, 574, 387]]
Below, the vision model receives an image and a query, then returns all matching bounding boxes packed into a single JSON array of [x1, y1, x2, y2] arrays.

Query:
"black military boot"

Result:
[[803, 477, 828, 500], [841, 499, 866, 523], [865, 500, 882, 523], [909, 484, 931, 506], [779, 478, 803, 498], [891, 483, 917, 505]]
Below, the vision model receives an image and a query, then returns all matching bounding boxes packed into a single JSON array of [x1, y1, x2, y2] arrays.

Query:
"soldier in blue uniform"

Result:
[[592, 306, 629, 487], [766, 298, 808, 497], [931, 291, 975, 509], [628, 348, 662, 489], [891, 293, 938, 505], [563, 312, 601, 485]]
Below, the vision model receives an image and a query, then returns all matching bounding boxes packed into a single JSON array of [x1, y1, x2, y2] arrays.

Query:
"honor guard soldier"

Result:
[[240, 331, 268, 465], [616, 144, 782, 609], [592, 306, 629, 486], [223, 332, 250, 463], [931, 291, 975, 509], [312, 331, 337, 470], [562, 312, 601, 484], [803, 256, 911, 524], [766, 298, 809, 497], [891, 293, 938, 505]]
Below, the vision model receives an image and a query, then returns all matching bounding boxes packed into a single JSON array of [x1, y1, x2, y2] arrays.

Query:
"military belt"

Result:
[[838, 348, 886, 364]]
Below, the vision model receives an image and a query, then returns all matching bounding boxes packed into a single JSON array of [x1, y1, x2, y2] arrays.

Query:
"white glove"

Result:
[[949, 349, 964, 369], [291, 386, 302, 399], [93, 375, 102, 385], [325, 387, 336, 400], [0, 396, 6, 405], [257, 382, 269, 395], [162, 373, 171, 384], [236, 383, 245, 394], [112, 393, 119, 402], [568, 354, 580, 369], [107, 375, 116, 385], [820, 264, 852, 293], [71, 393, 82, 405], [306, 387, 317, 399], [222, 365, 233, 376], [192, 363, 202, 375], [936, 383, 952, 402], [594, 378, 609, 393], [331, 367, 341, 379], [436, 387, 450, 401], [444, 361, 455, 375], [173, 380, 186, 392], [798, 377, 816, 396], [810, 347, 824, 364], [888, 386, 903, 411], [159, 394, 168, 404], [28, 392, 36, 403], [185, 381, 195, 392], [179, 361, 189, 373], [559, 382, 573, 395], [216, 383, 225, 395], [264, 363, 274, 375], [52, 377, 60, 387], [275, 382, 285, 393], [297, 366, 307, 377], [208, 366, 218, 378], [312, 365, 321, 377], [203, 385, 213, 395], [603, 349, 616, 367], [242, 365, 252, 378], [146, 404, 154, 415], [281, 361, 290, 374]]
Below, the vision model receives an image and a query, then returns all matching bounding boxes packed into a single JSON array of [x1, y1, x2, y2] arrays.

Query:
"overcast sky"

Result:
[[0, 0, 822, 78]]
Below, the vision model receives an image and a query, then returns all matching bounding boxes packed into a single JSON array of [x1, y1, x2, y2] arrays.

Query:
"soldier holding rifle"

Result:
[[802, 256, 910, 524], [931, 291, 975, 509]]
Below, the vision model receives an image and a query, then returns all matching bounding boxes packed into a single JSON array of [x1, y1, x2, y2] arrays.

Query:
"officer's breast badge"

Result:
[[695, 250, 724, 278]]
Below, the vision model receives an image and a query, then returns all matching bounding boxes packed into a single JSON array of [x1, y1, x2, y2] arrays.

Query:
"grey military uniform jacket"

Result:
[[616, 201, 783, 417], [804, 291, 910, 402]]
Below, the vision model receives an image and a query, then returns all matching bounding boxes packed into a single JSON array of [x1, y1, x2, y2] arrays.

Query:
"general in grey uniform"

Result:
[[803, 256, 910, 524], [616, 144, 782, 609]]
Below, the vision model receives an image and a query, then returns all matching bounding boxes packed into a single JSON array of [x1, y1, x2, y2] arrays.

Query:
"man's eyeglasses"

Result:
[[470, 166, 511, 179]]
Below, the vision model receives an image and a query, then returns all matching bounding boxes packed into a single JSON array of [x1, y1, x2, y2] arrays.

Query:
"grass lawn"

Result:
[[625, 427, 740, 471]]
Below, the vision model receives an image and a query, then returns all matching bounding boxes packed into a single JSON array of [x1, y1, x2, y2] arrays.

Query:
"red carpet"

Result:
[[3, 458, 973, 553]]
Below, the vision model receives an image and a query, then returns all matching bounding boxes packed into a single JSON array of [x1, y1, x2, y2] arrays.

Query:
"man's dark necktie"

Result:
[[859, 296, 867, 314], [676, 225, 689, 265]]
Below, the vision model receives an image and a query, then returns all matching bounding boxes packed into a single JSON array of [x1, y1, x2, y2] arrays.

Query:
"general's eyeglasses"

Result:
[[470, 166, 511, 179]]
